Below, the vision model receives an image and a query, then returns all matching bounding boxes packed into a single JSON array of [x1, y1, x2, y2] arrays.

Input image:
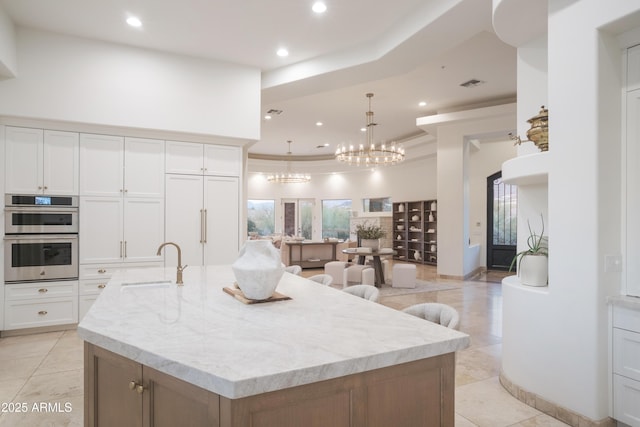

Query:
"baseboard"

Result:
[[437, 267, 485, 281], [499, 370, 616, 427]]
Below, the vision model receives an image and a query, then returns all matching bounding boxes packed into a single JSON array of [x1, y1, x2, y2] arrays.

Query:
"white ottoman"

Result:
[[324, 261, 348, 286], [392, 263, 416, 288], [343, 265, 375, 288]]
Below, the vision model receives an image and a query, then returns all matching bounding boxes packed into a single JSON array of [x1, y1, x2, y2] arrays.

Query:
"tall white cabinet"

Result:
[[5, 127, 79, 195], [78, 134, 165, 320], [165, 141, 241, 268]]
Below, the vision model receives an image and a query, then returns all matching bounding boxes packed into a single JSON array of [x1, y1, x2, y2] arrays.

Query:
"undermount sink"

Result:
[[120, 280, 172, 290]]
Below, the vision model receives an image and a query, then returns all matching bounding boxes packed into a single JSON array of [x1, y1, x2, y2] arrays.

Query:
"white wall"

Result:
[[502, 0, 636, 422], [0, 6, 16, 78], [0, 28, 261, 141]]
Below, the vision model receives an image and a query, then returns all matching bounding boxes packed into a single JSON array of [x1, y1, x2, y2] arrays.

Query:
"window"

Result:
[[247, 199, 275, 236], [363, 197, 392, 213], [322, 199, 352, 239]]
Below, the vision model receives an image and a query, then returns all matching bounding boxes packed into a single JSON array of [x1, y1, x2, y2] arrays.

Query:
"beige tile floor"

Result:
[[0, 264, 570, 426]]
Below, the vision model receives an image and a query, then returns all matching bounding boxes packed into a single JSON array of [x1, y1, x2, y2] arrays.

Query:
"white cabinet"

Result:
[[79, 134, 165, 266], [80, 197, 164, 264], [166, 140, 241, 177], [165, 174, 240, 267], [78, 262, 161, 321], [5, 127, 79, 195], [80, 134, 164, 197], [4, 281, 78, 330], [612, 305, 640, 426]]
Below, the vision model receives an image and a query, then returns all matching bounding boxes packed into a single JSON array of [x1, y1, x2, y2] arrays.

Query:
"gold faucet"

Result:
[[156, 242, 187, 285]]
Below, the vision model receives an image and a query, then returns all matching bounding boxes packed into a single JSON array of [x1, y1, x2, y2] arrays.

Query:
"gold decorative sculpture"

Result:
[[510, 106, 549, 152]]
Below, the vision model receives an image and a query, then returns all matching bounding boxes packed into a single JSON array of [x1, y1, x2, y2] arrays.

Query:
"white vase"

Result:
[[360, 238, 380, 251], [519, 254, 548, 287], [232, 240, 285, 300], [398, 204, 404, 213]]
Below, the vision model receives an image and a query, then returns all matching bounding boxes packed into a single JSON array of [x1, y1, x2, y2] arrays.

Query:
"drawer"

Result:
[[5, 281, 78, 300], [79, 279, 109, 296], [4, 297, 78, 330], [79, 262, 163, 280], [613, 305, 640, 332], [614, 328, 640, 381], [79, 264, 117, 281], [79, 295, 99, 322], [613, 374, 640, 426]]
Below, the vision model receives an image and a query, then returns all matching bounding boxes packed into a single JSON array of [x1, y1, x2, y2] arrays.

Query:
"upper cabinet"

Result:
[[166, 140, 241, 177], [5, 127, 79, 195], [80, 134, 164, 198]]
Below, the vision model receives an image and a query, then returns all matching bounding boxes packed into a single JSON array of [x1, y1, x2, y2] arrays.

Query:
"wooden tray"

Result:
[[223, 286, 291, 304]]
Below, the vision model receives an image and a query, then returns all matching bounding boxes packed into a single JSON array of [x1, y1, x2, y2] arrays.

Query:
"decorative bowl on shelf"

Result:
[[411, 215, 420, 221], [397, 225, 405, 231]]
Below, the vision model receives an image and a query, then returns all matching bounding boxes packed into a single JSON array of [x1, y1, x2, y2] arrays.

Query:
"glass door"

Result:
[[486, 171, 517, 270], [282, 199, 314, 239]]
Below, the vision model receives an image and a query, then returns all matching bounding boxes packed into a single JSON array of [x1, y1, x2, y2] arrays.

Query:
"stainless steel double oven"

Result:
[[4, 194, 79, 283]]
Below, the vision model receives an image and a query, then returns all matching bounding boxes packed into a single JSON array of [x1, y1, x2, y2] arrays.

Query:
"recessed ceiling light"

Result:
[[277, 48, 289, 57], [312, 2, 327, 14], [264, 115, 272, 120], [316, 121, 323, 126], [360, 127, 367, 132], [126, 16, 142, 27], [323, 143, 329, 147], [419, 101, 427, 107]]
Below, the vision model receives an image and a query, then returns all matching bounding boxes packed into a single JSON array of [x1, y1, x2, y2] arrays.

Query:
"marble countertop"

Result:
[[77, 266, 469, 399]]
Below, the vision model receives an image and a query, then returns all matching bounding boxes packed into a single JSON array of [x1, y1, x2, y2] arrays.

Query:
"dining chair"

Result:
[[341, 284, 379, 302]]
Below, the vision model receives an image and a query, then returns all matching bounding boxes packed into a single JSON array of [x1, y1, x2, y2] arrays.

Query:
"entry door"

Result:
[[486, 171, 517, 270]]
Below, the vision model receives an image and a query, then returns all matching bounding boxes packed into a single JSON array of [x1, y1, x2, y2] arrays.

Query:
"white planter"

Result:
[[519, 254, 548, 287], [360, 239, 380, 251], [232, 240, 285, 300]]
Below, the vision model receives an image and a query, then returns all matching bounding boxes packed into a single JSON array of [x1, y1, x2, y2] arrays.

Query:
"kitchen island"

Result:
[[78, 266, 469, 426]]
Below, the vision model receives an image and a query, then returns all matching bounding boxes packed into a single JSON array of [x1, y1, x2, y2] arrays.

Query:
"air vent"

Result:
[[266, 109, 283, 115], [460, 79, 485, 88]]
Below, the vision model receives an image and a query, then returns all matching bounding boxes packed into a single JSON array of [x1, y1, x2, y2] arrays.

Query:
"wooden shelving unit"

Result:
[[392, 200, 437, 265]]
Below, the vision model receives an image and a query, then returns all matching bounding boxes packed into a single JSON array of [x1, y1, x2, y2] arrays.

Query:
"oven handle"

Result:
[[3, 234, 78, 241], [5, 207, 79, 213]]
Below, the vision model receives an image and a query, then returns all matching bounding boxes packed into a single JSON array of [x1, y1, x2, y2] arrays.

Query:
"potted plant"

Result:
[[510, 214, 548, 287], [356, 221, 386, 251]]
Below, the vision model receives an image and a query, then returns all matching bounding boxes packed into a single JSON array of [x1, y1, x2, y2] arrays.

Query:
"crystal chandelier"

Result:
[[335, 93, 405, 166], [267, 140, 311, 183]]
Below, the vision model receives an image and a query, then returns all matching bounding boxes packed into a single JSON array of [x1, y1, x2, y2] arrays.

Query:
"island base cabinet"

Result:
[[221, 353, 454, 427], [85, 343, 455, 427], [85, 343, 219, 427]]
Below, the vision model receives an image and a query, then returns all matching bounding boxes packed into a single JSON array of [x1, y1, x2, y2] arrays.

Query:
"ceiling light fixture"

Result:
[[267, 140, 311, 184], [419, 101, 427, 107], [126, 16, 142, 27], [277, 48, 289, 57], [312, 2, 327, 13], [335, 93, 405, 167]]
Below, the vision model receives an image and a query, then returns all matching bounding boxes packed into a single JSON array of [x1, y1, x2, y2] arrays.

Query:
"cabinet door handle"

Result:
[[98, 269, 106, 274], [38, 288, 48, 293], [38, 310, 48, 316], [203, 209, 208, 243], [124, 241, 127, 258], [43, 186, 48, 190], [120, 241, 123, 258], [38, 186, 43, 190], [128, 381, 145, 394], [97, 284, 106, 289], [200, 209, 204, 243]]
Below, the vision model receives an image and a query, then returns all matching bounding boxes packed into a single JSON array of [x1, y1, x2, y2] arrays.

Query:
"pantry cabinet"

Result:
[[79, 135, 165, 266], [79, 197, 164, 265], [165, 174, 240, 267], [5, 127, 79, 195]]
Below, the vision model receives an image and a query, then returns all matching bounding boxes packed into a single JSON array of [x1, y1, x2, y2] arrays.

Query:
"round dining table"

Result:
[[341, 247, 395, 287]]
